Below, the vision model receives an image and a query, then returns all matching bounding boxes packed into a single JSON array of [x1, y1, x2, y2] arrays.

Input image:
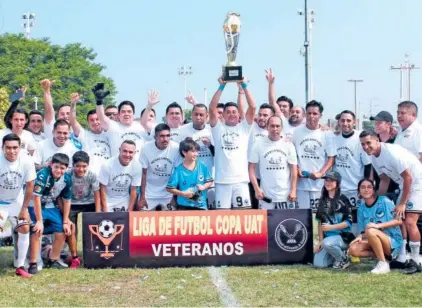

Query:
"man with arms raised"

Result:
[[69, 93, 111, 174], [0, 134, 36, 277], [104, 105, 118, 121], [209, 77, 256, 209], [98, 140, 142, 212], [249, 116, 298, 209], [92, 83, 145, 156], [292, 100, 335, 210], [360, 130, 422, 274], [139, 124, 181, 211], [34, 119, 78, 171]]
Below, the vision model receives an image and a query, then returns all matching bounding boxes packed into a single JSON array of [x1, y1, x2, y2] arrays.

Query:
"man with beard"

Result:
[[209, 77, 256, 209], [27, 111, 46, 143], [139, 124, 181, 211], [98, 140, 142, 212], [360, 130, 422, 274], [69, 93, 111, 175], [285, 106, 306, 138], [40, 79, 82, 150], [92, 83, 146, 156], [34, 119, 78, 170], [292, 100, 335, 210], [249, 116, 298, 209]]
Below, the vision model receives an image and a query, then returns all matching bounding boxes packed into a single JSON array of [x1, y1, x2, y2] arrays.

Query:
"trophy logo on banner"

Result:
[[89, 220, 124, 259], [223, 12, 243, 82]]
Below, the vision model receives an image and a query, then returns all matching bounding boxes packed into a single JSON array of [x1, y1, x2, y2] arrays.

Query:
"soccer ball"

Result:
[[98, 220, 115, 238]]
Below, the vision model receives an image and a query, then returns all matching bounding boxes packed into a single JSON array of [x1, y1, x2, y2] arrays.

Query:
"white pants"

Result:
[[207, 187, 215, 209], [0, 202, 22, 230], [145, 197, 173, 211], [297, 190, 320, 210], [215, 183, 251, 209], [399, 190, 422, 213], [259, 200, 299, 210]]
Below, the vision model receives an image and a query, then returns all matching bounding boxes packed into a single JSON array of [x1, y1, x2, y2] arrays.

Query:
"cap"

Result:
[[369, 111, 393, 123], [322, 170, 342, 183]]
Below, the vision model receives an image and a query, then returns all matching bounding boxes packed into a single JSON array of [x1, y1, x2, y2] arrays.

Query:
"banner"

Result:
[[83, 209, 313, 268]]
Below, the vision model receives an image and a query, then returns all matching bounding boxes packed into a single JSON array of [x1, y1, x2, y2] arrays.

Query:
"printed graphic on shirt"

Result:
[[222, 131, 240, 150], [151, 157, 173, 177]]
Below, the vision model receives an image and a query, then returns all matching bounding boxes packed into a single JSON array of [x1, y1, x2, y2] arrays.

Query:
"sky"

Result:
[[1, 0, 422, 121]]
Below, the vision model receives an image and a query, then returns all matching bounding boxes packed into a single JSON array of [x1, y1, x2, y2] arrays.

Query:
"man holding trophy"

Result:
[[209, 13, 256, 210]]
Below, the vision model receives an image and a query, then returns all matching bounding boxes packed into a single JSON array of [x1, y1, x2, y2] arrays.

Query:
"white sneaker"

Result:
[[371, 261, 390, 274]]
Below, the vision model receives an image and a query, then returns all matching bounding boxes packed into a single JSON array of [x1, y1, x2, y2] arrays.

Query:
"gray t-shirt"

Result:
[[68, 169, 100, 205]]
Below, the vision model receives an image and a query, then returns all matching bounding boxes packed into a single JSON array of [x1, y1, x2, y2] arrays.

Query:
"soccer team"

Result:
[[0, 68, 421, 277]]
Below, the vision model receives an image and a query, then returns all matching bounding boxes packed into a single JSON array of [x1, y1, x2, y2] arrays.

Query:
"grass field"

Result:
[[2, 246, 422, 307]]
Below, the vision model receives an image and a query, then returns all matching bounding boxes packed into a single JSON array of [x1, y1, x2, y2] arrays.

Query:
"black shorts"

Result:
[[69, 203, 96, 224], [176, 204, 206, 211]]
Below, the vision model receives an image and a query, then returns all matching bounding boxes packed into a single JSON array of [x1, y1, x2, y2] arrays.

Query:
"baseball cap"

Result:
[[369, 111, 393, 123], [322, 170, 342, 183]]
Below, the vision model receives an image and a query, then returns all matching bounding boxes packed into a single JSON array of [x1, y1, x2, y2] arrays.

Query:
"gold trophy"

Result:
[[89, 220, 124, 259], [223, 12, 242, 82]]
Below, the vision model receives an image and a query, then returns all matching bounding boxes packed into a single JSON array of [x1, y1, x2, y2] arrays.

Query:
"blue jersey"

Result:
[[69, 132, 83, 150], [31, 167, 72, 209], [167, 161, 213, 209], [357, 196, 403, 251]]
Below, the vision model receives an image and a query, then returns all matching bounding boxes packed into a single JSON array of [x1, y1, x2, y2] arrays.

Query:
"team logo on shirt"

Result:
[[406, 202, 414, 210], [376, 205, 385, 218], [89, 220, 125, 259], [93, 140, 111, 159], [222, 132, 240, 150], [299, 138, 322, 159], [112, 174, 133, 192], [151, 157, 172, 177], [264, 149, 287, 170], [275, 219, 308, 252], [34, 185, 42, 193], [0, 172, 20, 190], [199, 174, 204, 181]]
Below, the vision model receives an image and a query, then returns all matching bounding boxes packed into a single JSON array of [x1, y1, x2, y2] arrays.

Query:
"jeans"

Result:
[[314, 235, 348, 268]]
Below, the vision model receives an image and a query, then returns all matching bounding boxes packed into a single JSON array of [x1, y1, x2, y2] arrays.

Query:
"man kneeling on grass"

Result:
[[348, 179, 403, 274], [28, 153, 72, 274], [66, 151, 100, 268], [166, 138, 213, 210]]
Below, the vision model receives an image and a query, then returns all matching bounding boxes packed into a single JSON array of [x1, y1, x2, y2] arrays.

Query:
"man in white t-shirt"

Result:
[[179, 104, 215, 208], [292, 100, 335, 210], [285, 106, 305, 139], [98, 140, 142, 212], [395, 101, 422, 163], [27, 110, 46, 143], [139, 123, 181, 211], [141, 90, 184, 142], [0, 107, 37, 156], [34, 119, 78, 170], [40, 79, 82, 150], [69, 93, 111, 175], [0, 133, 36, 277], [360, 130, 422, 274], [334, 110, 371, 208], [249, 116, 298, 209], [209, 76, 256, 209], [92, 83, 146, 157]]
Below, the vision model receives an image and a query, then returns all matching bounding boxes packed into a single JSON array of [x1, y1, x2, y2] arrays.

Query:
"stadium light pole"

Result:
[[348, 79, 363, 130], [298, 7, 315, 101], [178, 66, 193, 111], [22, 11, 35, 39], [391, 54, 420, 101], [33, 96, 38, 110], [204, 88, 208, 105]]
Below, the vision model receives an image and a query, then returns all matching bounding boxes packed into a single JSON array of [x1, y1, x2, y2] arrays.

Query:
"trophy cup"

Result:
[[89, 220, 124, 259], [223, 12, 243, 82]]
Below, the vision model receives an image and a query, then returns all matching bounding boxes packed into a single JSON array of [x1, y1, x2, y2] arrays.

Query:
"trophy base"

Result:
[[100, 252, 115, 259], [223, 66, 243, 82]]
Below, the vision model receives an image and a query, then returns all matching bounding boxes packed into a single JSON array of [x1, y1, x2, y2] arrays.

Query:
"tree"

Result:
[[0, 33, 117, 128], [362, 120, 375, 131], [0, 88, 9, 129], [184, 109, 192, 122]]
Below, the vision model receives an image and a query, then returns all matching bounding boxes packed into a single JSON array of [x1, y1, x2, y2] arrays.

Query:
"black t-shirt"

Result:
[[316, 194, 353, 224]]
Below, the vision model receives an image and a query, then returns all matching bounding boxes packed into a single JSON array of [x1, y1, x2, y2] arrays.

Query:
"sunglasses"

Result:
[[30, 120, 43, 123], [105, 113, 117, 117]]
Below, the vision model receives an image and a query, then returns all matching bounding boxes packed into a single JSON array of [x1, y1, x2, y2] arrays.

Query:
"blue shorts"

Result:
[[28, 207, 64, 234]]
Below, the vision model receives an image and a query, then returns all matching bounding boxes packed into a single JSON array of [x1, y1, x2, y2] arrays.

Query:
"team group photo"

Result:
[[1, 0, 422, 307]]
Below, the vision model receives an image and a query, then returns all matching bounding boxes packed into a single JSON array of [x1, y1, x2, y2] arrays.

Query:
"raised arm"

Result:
[[92, 83, 111, 131], [237, 83, 245, 120], [265, 68, 282, 117], [242, 77, 256, 125], [141, 89, 160, 132], [40, 79, 56, 125], [69, 93, 83, 137], [209, 77, 226, 127]]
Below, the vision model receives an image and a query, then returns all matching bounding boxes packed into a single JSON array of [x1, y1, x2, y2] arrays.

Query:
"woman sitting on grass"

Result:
[[314, 171, 353, 269], [348, 178, 403, 274]]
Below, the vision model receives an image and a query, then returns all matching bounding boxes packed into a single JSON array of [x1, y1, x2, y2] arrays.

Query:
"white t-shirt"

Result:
[[106, 121, 146, 157], [140, 140, 181, 199], [394, 121, 422, 160], [0, 128, 37, 156], [34, 138, 78, 167], [371, 143, 422, 192], [334, 131, 371, 192], [248, 123, 268, 179], [284, 122, 301, 140], [249, 138, 297, 202], [0, 153, 36, 204], [292, 125, 335, 191], [211, 119, 252, 184], [31, 132, 46, 143], [98, 156, 142, 210], [77, 128, 112, 175], [179, 123, 214, 175], [147, 124, 184, 143]]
